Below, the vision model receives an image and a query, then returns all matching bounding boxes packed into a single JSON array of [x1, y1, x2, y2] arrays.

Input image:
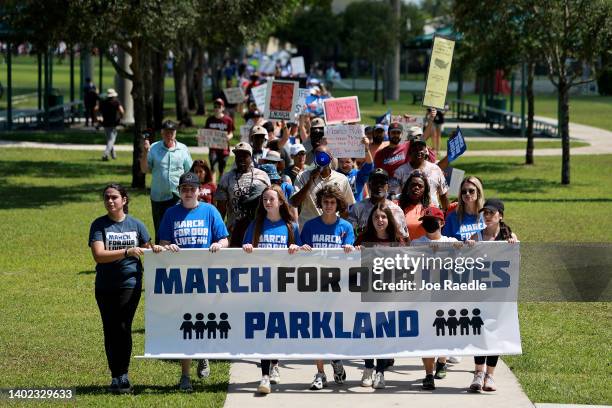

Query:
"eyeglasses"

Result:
[[180, 186, 197, 193], [461, 188, 477, 195]]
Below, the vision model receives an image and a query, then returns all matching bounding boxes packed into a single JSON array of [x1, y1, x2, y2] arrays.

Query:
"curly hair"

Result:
[[399, 171, 431, 209], [315, 185, 348, 214]]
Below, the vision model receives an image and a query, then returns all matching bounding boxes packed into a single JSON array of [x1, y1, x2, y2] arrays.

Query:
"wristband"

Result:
[[124, 248, 129, 258]]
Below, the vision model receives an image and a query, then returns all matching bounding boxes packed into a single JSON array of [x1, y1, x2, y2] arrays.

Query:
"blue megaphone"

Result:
[[314, 150, 332, 168]]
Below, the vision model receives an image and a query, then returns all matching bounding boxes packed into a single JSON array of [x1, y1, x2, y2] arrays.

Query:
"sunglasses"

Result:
[[461, 188, 477, 195]]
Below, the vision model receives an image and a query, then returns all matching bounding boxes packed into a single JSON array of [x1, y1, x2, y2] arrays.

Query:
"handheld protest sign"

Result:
[[223, 87, 245, 105], [290, 56, 306, 75], [264, 80, 299, 121], [423, 35, 455, 110], [294, 88, 310, 117], [325, 124, 366, 158], [443, 166, 466, 198], [197, 129, 228, 149], [447, 126, 467, 163], [250, 83, 267, 112], [322, 96, 361, 125], [239, 125, 252, 143]]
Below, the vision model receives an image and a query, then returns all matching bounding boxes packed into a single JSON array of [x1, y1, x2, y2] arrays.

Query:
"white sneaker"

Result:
[[447, 356, 462, 364], [470, 371, 485, 392], [310, 372, 327, 390], [361, 368, 374, 387], [373, 372, 386, 389], [257, 376, 271, 394], [269, 365, 281, 384]]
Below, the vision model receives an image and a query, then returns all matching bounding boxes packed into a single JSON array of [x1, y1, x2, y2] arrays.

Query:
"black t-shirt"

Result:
[[100, 98, 122, 127]]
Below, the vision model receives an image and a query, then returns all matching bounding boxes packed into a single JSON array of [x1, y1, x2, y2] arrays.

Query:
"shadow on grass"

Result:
[[0, 159, 130, 178], [485, 177, 560, 194], [77, 270, 96, 275], [0, 182, 103, 209]]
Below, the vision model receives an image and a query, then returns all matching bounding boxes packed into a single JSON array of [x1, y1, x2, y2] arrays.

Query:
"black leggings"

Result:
[[261, 359, 279, 376], [209, 149, 228, 176], [95, 286, 142, 378], [474, 355, 499, 367], [364, 359, 390, 373], [151, 196, 179, 244]]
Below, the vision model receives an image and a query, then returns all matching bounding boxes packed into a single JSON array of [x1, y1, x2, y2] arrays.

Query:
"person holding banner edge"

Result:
[[299, 185, 355, 390], [468, 198, 518, 392], [158, 172, 229, 392], [241, 185, 304, 395], [89, 183, 161, 394]]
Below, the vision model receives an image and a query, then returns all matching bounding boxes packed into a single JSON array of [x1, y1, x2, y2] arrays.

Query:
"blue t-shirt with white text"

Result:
[[300, 216, 355, 248], [442, 211, 486, 241], [243, 218, 302, 248], [159, 203, 228, 248]]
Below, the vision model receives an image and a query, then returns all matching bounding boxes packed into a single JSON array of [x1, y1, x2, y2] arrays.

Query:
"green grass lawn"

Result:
[[0, 148, 610, 406]]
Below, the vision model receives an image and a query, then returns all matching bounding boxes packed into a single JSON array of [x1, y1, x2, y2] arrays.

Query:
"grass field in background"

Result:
[[0, 148, 610, 406], [2, 55, 612, 132]]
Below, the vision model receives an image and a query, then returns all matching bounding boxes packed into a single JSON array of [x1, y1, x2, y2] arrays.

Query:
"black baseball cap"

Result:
[[480, 198, 505, 214], [179, 172, 200, 188], [162, 120, 177, 130], [369, 168, 389, 182]]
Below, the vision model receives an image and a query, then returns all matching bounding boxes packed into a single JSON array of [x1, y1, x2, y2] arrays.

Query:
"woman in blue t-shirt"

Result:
[[242, 185, 302, 395], [443, 176, 486, 241], [89, 183, 159, 394], [300, 185, 354, 391]]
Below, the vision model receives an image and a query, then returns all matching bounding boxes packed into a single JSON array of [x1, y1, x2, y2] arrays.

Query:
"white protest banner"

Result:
[[240, 125, 252, 143], [290, 56, 306, 75], [324, 124, 365, 158], [265, 80, 298, 121], [197, 129, 227, 149], [323, 96, 361, 125], [423, 35, 455, 109], [223, 87, 245, 105], [251, 83, 267, 111], [143, 245, 521, 359], [294, 88, 310, 117]]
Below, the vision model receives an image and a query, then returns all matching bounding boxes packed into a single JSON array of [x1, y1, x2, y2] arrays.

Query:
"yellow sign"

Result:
[[423, 36, 455, 109]]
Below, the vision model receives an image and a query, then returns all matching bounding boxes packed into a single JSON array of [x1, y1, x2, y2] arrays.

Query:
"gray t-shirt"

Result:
[[88, 215, 151, 290], [215, 167, 271, 227]]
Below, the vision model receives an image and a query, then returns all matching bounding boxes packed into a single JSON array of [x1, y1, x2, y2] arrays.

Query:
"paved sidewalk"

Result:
[[1, 116, 611, 157], [224, 358, 534, 408]]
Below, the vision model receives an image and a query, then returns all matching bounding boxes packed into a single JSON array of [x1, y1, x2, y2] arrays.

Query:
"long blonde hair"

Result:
[[457, 176, 485, 224]]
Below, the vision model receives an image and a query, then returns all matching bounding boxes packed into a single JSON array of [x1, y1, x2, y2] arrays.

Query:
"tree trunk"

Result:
[[142, 49, 154, 130], [373, 62, 378, 103], [151, 50, 165, 130], [129, 39, 146, 189], [195, 45, 206, 115], [186, 45, 196, 111], [559, 79, 570, 184], [173, 42, 193, 127], [382, 63, 387, 105], [525, 62, 535, 165], [386, 0, 401, 101]]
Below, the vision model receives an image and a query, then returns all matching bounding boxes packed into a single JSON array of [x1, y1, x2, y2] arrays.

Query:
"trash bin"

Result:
[[486, 97, 507, 124], [47, 89, 64, 125]]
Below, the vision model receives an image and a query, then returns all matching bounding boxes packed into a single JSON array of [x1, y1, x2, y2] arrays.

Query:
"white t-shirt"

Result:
[[412, 235, 458, 243], [394, 160, 448, 207]]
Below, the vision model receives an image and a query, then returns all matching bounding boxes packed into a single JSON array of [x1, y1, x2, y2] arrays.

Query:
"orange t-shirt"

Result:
[[404, 203, 428, 240]]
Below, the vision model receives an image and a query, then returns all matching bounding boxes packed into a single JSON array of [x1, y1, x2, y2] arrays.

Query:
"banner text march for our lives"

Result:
[[143, 245, 521, 359]]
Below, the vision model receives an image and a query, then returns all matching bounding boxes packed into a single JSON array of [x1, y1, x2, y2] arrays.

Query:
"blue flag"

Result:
[[447, 127, 467, 163]]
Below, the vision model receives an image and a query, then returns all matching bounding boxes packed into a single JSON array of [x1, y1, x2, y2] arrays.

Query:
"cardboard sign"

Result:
[[443, 166, 466, 198], [423, 36, 455, 109], [197, 129, 228, 149], [290, 56, 306, 75], [323, 96, 361, 125], [393, 115, 424, 138], [294, 88, 310, 117], [447, 127, 467, 163], [324, 124, 365, 158], [265, 80, 298, 121], [251, 83, 267, 111], [240, 125, 252, 143], [223, 87, 245, 105]]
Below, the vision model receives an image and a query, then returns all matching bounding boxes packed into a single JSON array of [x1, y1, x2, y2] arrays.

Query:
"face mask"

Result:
[[422, 218, 440, 233]]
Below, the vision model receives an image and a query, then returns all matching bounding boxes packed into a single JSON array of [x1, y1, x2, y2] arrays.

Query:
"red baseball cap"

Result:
[[214, 98, 225, 107], [419, 206, 445, 221]]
